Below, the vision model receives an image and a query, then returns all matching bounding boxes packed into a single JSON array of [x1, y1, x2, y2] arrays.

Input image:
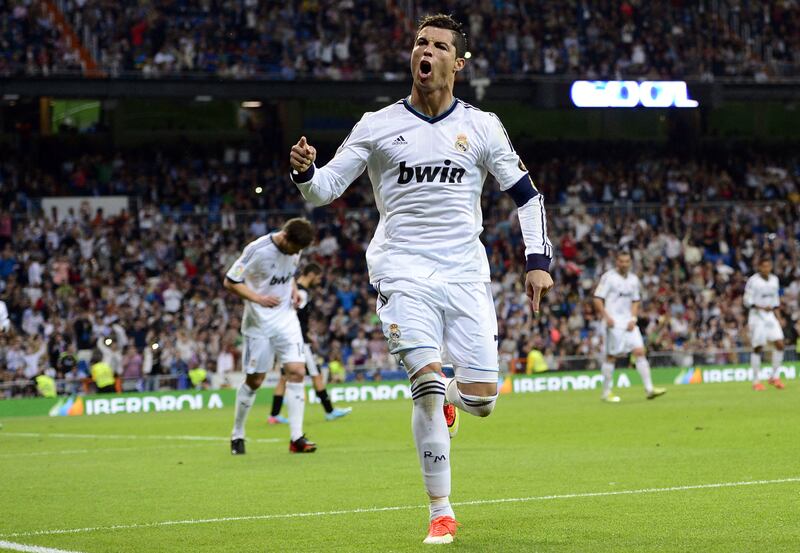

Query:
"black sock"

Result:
[[317, 388, 333, 414], [270, 394, 284, 417]]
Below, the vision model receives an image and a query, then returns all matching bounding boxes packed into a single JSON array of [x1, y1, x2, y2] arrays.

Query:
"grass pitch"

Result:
[[1, 381, 798, 552]]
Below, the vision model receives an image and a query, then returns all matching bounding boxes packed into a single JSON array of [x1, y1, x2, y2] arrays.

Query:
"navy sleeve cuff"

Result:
[[505, 174, 539, 207], [291, 164, 315, 184], [526, 254, 551, 273]]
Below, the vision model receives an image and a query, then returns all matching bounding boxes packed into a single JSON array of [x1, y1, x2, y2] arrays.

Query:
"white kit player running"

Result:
[[743, 258, 785, 390], [288, 14, 554, 545], [224, 218, 318, 454], [593, 251, 666, 402]]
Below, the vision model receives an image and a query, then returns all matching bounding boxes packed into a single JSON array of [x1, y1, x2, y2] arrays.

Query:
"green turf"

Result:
[[0, 381, 798, 552]]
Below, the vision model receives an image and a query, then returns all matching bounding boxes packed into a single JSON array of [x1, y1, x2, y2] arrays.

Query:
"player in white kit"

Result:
[[593, 251, 666, 402], [224, 218, 318, 454], [288, 14, 554, 545], [743, 258, 785, 390]]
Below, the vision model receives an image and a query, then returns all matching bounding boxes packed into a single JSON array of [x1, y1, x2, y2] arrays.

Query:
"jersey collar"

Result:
[[402, 97, 458, 124]]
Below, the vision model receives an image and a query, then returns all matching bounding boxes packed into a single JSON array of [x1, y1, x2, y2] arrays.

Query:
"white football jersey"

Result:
[[594, 269, 642, 324], [743, 273, 780, 322], [225, 234, 300, 337], [292, 98, 552, 283]]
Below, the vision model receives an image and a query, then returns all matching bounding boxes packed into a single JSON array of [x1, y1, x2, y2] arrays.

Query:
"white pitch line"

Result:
[[0, 432, 279, 444], [0, 443, 214, 459], [0, 540, 86, 553], [2, 477, 797, 540]]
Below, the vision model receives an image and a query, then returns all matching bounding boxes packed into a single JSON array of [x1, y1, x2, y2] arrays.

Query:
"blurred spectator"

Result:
[[3, 1, 799, 81]]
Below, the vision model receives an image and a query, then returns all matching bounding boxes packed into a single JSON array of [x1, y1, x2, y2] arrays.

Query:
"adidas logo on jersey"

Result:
[[391, 135, 408, 145], [397, 160, 465, 184]]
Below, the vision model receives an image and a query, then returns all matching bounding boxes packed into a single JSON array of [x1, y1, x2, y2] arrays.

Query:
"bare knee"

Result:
[[774, 341, 784, 351], [457, 381, 496, 397], [245, 373, 265, 390], [284, 363, 305, 383], [409, 362, 443, 383]]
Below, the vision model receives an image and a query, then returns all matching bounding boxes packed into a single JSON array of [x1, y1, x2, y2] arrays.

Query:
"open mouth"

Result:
[[419, 59, 432, 76]]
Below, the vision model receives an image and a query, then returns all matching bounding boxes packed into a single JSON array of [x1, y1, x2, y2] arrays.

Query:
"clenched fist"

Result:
[[290, 136, 317, 173]]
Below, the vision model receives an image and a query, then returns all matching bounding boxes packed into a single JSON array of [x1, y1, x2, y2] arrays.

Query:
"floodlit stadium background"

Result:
[[0, 2, 799, 551]]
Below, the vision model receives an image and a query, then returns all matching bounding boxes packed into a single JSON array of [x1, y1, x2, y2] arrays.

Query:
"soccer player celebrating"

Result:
[[268, 262, 352, 424], [224, 218, 317, 454], [288, 14, 553, 544], [593, 251, 666, 402], [743, 257, 785, 390]]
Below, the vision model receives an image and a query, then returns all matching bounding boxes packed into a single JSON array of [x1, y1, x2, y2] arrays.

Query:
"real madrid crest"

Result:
[[388, 323, 401, 347], [455, 133, 469, 153]]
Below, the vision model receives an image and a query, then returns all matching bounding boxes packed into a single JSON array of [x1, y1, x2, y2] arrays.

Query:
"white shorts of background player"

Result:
[[748, 313, 784, 349], [242, 318, 305, 374], [604, 325, 645, 358]]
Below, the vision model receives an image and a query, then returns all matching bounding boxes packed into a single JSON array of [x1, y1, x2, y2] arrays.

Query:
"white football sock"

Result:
[[232, 382, 257, 440], [429, 496, 455, 521], [751, 353, 762, 383], [286, 382, 306, 441], [411, 372, 451, 501], [771, 350, 783, 379], [601, 362, 614, 397], [445, 379, 497, 417], [635, 356, 654, 394]]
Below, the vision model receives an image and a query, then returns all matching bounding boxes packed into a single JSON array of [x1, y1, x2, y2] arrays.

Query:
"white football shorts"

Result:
[[605, 325, 645, 357], [374, 277, 499, 384], [748, 313, 784, 348], [303, 343, 320, 377], [241, 317, 304, 374]]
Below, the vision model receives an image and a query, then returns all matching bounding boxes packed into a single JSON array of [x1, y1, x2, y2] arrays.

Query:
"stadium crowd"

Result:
[[2, 0, 799, 81], [2, 147, 799, 214], [1, 147, 799, 397], [0, 0, 83, 77]]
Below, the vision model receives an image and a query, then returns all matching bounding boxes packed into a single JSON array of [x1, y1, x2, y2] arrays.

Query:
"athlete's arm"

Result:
[[742, 278, 754, 309], [593, 297, 615, 328], [629, 301, 640, 331], [483, 114, 553, 314], [223, 277, 281, 308], [289, 114, 372, 206], [291, 279, 301, 309]]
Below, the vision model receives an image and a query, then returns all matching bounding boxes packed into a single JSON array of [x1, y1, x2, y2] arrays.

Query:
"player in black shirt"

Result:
[[269, 263, 352, 423]]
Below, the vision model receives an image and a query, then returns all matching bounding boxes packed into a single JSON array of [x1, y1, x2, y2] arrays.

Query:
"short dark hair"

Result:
[[301, 262, 323, 276], [282, 218, 314, 248], [417, 14, 468, 58], [616, 250, 632, 258]]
